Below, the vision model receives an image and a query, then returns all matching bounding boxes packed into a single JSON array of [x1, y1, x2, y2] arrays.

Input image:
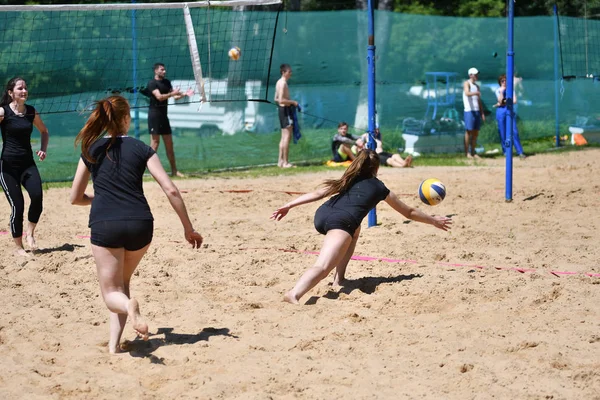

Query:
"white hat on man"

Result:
[[468, 67, 479, 75]]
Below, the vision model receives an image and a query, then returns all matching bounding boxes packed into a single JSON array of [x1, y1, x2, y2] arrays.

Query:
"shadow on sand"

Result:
[[33, 243, 85, 255], [305, 273, 423, 305], [125, 327, 238, 363]]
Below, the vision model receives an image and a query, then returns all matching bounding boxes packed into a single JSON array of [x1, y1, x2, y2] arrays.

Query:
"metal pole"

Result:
[[554, 4, 561, 148], [505, 0, 515, 202], [367, 0, 377, 227], [132, 0, 140, 139]]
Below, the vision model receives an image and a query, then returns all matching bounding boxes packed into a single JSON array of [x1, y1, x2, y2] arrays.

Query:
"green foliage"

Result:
[[2, 0, 595, 17]]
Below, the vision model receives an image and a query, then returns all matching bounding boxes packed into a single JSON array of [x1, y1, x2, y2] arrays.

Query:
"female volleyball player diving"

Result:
[[271, 149, 452, 304]]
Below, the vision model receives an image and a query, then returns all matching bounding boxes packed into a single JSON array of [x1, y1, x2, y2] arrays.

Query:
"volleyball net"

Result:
[[0, 1, 281, 114], [557, 1, 600, 79], [1, 6, 598, 180]]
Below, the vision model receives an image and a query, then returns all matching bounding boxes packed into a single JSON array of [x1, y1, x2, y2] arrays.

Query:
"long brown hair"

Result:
[[1, 77, 26, 106], [322, 149, 380, 197], [75, 95, 130, 163]]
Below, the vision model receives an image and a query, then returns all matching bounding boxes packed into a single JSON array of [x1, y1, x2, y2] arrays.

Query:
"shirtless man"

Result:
[[274, 64, 298, 168]]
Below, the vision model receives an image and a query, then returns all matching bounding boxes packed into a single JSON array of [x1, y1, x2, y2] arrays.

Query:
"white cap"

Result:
[[468, 67, 479, 76]]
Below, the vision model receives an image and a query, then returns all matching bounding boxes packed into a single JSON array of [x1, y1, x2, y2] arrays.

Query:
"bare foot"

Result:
[[127, 298, 149, 340], [109, 343, 124, 354], [25, 233, 37, 250], [281, 163, 295, 168], [283, 291, 299, 304], [466, 153, 473, 159], [473, 154, 481, 159], [172, 171, 186, 178], [14, 248, 31, 257], [404, 155, 413, 168], [332, 278, 347, 287]]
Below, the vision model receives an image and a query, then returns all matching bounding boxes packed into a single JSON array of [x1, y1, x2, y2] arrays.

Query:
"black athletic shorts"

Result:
[[378, 151, 392, 166], [148, 111, 172, 135], [278, 106, 293, 129], [90, 220, 154, 251], [314, 204, 359, 236]]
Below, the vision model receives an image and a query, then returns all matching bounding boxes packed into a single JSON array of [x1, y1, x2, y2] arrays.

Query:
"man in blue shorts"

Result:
[[463, 67, 485, 158]]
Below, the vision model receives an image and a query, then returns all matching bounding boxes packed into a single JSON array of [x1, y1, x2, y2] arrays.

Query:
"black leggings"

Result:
[[0, 160, 43, 238]]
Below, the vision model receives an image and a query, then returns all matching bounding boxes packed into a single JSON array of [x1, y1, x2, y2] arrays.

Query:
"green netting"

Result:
[[1, 9, 599, 181], [557, 1, 600, 79], [0, 5, 279, 111]]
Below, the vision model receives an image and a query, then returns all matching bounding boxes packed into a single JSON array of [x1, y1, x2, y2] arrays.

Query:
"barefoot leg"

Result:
[[127, 298, 148, 340], [279, 127, 292, 167], [333, 227, 360, 286], [13, 237, 30, 257], [108, 312, 128, 354], [92, 244, 149, 351], [284, 230, 352, 303], [25, 221, 37, 249], [123, 245, 150, 341]]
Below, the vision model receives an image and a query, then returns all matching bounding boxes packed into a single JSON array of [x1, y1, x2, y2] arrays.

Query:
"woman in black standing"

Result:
[[0, 77, 49, 256]]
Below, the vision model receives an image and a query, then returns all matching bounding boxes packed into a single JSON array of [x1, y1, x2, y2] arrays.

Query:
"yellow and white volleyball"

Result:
[[418, 178, 446, 206], [228, 47, 241, 61]]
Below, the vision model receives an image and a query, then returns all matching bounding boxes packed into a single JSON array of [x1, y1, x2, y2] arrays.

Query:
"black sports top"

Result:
[[147, 78, 173, 115], [323, 176, 390, 224], [0, 104, 36, 164], [82, 136, 155, 227]]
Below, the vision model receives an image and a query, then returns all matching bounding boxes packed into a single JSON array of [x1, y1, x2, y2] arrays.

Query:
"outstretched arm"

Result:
[[384, 191, 452, 231], [70, 159, 93, 206], [172, 88, 194, 100], [271, 186, 330, 221], [146, 154, 203, 248], [151, 87, 182, 102]]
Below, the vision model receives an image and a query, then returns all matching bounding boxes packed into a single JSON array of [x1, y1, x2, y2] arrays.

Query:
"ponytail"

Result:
[[75, 95, 130, 163], [321, 149, 380, 197]]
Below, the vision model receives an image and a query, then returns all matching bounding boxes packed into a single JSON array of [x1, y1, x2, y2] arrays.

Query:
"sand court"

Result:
[[0, 148, 599, 399]]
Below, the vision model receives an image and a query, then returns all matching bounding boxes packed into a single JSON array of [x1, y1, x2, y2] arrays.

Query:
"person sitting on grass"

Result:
[[355, 127, 413, 168], [331, 121, 361, 162]]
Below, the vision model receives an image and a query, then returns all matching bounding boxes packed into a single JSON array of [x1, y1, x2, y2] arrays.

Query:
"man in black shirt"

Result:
[[147, 63, 192, 177]]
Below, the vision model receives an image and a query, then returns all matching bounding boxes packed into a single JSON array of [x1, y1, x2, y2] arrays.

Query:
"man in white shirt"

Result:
[[463, 67, 485, 158]]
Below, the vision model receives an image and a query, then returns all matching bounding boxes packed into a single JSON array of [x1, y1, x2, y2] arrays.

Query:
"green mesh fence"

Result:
[[557, 1, 600, 79], [1, 9, 598, 181]]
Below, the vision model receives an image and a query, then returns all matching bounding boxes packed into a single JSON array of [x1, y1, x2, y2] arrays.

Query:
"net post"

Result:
[[367, 0, 377, 228], [132, 0, 140, 139], [183, 3, 207, 104], [553, 4, 561, 148], [505, 0, 515, 202]]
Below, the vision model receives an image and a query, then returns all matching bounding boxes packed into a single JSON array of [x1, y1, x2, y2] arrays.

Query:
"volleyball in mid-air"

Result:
[[228, 47, 241, 61], [418, 178, 446, 206]]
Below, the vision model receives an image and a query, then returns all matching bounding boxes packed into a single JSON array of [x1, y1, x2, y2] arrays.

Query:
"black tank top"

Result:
[[0, 104, 36, 164]]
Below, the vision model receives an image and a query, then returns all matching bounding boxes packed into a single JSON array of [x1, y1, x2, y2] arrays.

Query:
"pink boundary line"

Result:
[[210, 189, 417, 197], [242, 247, 599, 279]]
